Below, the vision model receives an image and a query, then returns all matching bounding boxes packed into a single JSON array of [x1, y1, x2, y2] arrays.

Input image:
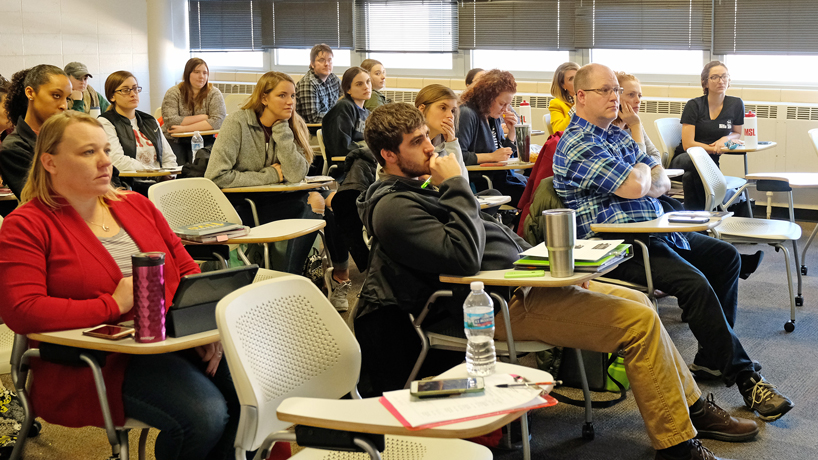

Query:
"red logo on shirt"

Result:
[[133, 129, 154, 147]]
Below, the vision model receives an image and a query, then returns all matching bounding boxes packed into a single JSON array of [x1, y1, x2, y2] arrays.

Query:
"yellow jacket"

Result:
[[549, 97, 573, 133]]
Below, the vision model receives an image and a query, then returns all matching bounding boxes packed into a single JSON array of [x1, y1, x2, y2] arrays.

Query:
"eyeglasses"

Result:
[[114, 86, 142, 96], [581, 87, 624, 97], [709, 74, 730, 82]]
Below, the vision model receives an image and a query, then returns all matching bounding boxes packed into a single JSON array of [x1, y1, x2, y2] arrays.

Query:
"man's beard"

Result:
[[396, 154, 429, 178]]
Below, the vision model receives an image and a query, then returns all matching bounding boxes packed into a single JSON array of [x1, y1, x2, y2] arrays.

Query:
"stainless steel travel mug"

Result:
[[515, 124, 531, 162], [132, 252, 167, 343], [542, 209, 576, 277]]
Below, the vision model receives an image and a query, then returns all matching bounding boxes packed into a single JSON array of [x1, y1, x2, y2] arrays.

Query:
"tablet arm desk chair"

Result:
[[316, 129, 340, 177], [543, 113, 554, 137], [216, 275, 491, 460], [9, 335, 150, 460], [688, 146, 803, 332]]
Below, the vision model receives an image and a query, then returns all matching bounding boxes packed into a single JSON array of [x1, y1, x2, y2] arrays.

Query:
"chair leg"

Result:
[[801, 225, 818, 276], [792, 240, 803, 303], [9, 345, 39, 460], [633, 240, 656, 311], [774, 243, 797, 332], [117, 429, 130, 460], [137, 429, 149, 460], [237, 247, 252, 266], [574, 349, 595, 440], [520, 411, 531, 460], [405, 314, 431, 389]]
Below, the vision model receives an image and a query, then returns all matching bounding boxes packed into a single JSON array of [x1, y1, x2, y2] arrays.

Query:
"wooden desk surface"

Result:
[[722, 141, 777, 154], [467, 162, 534, 172], [591, 213, 728, 234], [221, 181, 333, 193], [170, 129, 219, 138], [277, 363, 551, 439], [440, 266, 612, 287], [0, 194, 17, 202], [745, 172, 818, 188], [119, 170, 176, 178], [28, 328, 219, 354], [331, 156, 345, 162], [226, 219, 326, 244]]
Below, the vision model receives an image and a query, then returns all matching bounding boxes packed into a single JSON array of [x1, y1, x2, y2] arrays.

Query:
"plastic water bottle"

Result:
[[191, 131, 204, 159], [464, 281, 496, 377], [518, 99, 532, 125]]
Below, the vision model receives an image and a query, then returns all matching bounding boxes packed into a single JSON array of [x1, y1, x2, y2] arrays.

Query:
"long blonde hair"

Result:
[[242, 71, 314, 164], [613, 71, 640, 127], [21, 111, 123, 208], [415, 84, 460, 127], [550, 62, 580, 104]]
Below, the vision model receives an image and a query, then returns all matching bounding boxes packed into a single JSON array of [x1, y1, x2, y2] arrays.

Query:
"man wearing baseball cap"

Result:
[[64, 62, 109, 115]]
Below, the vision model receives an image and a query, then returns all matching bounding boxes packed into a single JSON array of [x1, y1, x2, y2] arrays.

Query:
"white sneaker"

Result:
[[329, 278, 352, 312]]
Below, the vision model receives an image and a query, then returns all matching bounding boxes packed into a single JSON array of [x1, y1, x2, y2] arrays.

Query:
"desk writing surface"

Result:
[[28, 328, 219, 354], [119, 170, 175, 178], [591, 213, 727, 234], [226, 219, 326, 244], [466, 162, 534, 172], [665, 168, 683, 178], [440, 267, 610, 287], [170, 129, 219, 138], [745, 172, 818, 188], [722, 141, 776, 154], [221, 181, 333, 193], [277, 363, 550, 439]]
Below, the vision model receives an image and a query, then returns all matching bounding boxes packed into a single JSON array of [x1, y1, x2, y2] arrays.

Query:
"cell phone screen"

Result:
[[416, 378, 480, 393]]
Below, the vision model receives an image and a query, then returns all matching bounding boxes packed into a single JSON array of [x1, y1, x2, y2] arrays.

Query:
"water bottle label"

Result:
[[464, 312, 493, 329]]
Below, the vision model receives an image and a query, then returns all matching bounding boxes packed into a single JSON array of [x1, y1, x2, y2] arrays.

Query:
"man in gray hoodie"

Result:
[[355, 102, 758, 460]]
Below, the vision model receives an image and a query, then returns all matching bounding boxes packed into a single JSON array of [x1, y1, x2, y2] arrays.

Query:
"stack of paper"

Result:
[[380, 374, 556, 430], [173, 221, 250, 243], [514, 240, 632, 272]]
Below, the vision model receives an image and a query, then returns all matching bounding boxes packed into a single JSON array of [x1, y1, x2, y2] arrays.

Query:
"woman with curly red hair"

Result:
[[457, 69, 527, 206]]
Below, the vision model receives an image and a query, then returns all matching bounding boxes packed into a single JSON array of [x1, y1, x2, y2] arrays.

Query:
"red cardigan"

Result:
[[0, 192, 200, 427]]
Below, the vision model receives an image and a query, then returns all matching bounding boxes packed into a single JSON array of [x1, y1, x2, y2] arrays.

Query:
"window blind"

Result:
[[458, 0, 575, 51], [354, 0, 458, 53], [189, 0, 263, 51], [573, 0, 711, 50], [261, 0, 353, 49], [713, 0, 818, 55]]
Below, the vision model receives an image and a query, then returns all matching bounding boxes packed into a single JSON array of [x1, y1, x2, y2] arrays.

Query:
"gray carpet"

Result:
[[10, 222, 818, 459]]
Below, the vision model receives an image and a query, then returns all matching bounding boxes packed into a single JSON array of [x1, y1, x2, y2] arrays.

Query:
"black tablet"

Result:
[[171, 264, 259, 310]]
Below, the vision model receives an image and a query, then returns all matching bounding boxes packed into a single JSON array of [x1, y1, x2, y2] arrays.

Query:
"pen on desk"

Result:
[[420, 176, 433, 189], [495, 380, 561, 388]]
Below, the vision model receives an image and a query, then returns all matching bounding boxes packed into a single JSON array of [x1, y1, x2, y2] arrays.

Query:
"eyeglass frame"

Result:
[[114, 86, 143, 96], [708, 74, 730, 82], [579, 86, 625, 97]]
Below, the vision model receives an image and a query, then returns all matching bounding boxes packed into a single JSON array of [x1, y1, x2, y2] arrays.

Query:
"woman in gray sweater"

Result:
[[161, 58, 226, 165], [205, 71, 317, 274]]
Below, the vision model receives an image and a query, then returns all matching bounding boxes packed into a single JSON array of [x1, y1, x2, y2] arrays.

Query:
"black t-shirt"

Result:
[[676, 95, 745, 155]]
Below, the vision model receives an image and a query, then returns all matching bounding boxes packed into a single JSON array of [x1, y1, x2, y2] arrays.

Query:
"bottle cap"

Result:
[[520, 100, 530, 106], [470, 281, 484, 290], [132, 252, 165, 267], [745, 111, 756, 117]]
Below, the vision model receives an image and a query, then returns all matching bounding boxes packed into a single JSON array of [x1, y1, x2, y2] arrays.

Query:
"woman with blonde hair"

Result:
[[548, 61, 580, 133], [1, 111, 242, 460], [361, 59, 391, 111], [161, 57, 227, 164], [206, 71, 318, 275], [415, 84, 467, 178]]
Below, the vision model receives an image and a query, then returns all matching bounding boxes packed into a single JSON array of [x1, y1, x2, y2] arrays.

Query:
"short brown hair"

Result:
[[21, 111, 123, 208], [104, 70, 137, 111], [365, 102, 425, 167], [310, 44, 333, 66], [465, 68, 484, 86], [701, 61, 728, 96], [459, 69, 516, 116], [550, 61, 580, 103]]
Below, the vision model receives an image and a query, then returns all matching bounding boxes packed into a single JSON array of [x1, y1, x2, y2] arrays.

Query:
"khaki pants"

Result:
[[495, 281, 701, 450]]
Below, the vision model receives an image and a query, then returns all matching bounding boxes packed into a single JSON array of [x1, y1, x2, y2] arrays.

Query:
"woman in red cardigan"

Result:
[[0, 111, 240, 460]]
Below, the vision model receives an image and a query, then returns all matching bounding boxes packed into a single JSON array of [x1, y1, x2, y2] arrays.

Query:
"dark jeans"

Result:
[[607, 231, 755, 386], [122, 351, 242, 460], [333, 189, 370, 271], [228, 190, 318, 275], [321, 189, 349, 270]]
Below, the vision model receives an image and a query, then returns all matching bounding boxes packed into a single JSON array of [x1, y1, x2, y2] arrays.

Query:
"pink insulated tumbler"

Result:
[[132, 252, 167, 343]]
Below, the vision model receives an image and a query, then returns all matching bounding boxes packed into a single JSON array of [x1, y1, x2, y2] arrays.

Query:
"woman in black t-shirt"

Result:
[[670, 61, 744, 210]]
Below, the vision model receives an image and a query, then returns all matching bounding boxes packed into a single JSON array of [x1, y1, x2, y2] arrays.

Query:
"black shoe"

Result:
[[654, 439, 724, 460], [739, 250, 764, 280], [738, 373, 794, 421], [689, 353, 723, 380]]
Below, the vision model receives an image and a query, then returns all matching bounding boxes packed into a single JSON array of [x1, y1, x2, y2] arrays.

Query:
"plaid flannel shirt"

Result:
[[295, 68, 341, 124], [553, 115, 689, 250]]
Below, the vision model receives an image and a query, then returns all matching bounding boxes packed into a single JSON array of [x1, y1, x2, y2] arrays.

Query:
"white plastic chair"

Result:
[[153, 107, 162, 121], [216, 275, 491, 460], [792, 128, 818, 276], [148, 178, 325, 269], [687, 147, 803, 331], [543, 113, 553, 136]]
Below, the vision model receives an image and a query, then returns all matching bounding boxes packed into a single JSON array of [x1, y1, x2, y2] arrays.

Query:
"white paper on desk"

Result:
[[520, 239, 624, 261], [477, 196, 509, 206], [382, 374, 544, 428]]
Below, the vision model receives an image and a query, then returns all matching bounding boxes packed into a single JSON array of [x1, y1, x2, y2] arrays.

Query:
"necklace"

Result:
[[85, 208, 111, 232]]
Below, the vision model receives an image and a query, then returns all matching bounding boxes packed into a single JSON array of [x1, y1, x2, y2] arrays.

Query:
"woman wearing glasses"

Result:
[[161, 58, 226, 165], [670, 61, 744, 210], [99, 71, 176, 173]]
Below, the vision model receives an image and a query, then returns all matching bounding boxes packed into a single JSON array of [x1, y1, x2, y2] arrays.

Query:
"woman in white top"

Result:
[[98, 71, 176, 172]]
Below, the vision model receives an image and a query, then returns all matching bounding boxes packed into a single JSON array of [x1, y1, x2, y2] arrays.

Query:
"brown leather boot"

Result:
[[691, 393, 759, 442], [654, 439, 724, 460]]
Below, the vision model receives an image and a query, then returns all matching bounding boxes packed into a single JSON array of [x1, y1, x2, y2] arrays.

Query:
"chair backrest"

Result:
[[686, 147, 728, 211], [216, 275, 362, 451], [147, 178, 242, 228], [153, 107, 162, 120], [543, 113, 553, 136], [654, 118, 683, 168], [808, 128, 818, 158], [0, 214, 3, 230], [317, 129, 329, 176]]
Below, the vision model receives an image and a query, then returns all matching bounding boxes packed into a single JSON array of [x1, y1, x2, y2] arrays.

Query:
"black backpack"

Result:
[[180, 146, 212, 178]]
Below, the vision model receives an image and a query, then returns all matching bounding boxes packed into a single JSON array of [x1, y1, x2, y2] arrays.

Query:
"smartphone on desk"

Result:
[[410, 377, 485, 398], [667, 216, 710, 224], [82, 325, 135, 340]]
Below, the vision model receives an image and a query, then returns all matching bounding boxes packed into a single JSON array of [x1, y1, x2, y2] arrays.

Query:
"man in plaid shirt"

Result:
[[295, 43, 341, 127], [554, 63, 793, 430]]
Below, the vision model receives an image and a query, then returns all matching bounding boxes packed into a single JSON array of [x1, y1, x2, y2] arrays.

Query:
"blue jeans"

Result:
[[607, 231, 756, 386], [122, 351, 241, 460]]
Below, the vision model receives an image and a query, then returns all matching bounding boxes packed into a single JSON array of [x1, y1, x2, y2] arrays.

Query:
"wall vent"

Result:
[[639, 100, 687, 115], [745, 104, 777, 119], [215, 83, 256, 94], [786, 106, 818, 121]]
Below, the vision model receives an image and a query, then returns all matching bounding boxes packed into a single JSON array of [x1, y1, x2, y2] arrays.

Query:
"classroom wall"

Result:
[[0, 0, 152, 112]]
